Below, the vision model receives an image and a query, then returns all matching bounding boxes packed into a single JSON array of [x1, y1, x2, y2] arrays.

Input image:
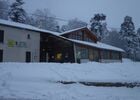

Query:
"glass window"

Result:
[[80, 48, 89, 59], [56, 53, 62, 60], [76, 46, 89, 59], [93, 49, 99, 61], [101, 50, 110, 59], [69, 33, 82, 40], [112, 52, 120, 60], [27, 34, 31, 39], [0, 30, 4, 43], [0, 49, 3, 62]]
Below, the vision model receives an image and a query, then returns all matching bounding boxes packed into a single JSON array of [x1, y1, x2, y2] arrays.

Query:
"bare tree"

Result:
[[30, 9, 59, 32], [0, 0, 9, 20], [61, 18, 87, 32]]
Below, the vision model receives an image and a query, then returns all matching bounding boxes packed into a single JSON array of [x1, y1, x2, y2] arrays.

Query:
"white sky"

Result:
[[10, 0, 140, 29]]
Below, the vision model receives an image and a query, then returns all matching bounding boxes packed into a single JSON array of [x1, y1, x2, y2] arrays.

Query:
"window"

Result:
[[93, 49, 99, 61], [112, 52, 120, 60], [55, 53, 62, 60], [27, 34, 31, 39], [69, 33, 82, 40], [101, 50, 110, 59], [76, 46, 89, 59], [0, 30, 4, 43], [0, 50, 3, 62], [26, 51, 31, 62], [76, 35, 82, 40], [80, 48, 89, 59]]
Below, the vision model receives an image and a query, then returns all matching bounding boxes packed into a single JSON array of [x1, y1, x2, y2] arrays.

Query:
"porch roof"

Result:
[[68, 39, 125, 52]]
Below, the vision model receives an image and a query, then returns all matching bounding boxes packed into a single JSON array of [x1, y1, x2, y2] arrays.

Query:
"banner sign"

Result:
[[7, 40, 27, 48]]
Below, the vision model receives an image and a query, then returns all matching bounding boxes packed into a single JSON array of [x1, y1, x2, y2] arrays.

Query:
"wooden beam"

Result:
[[73, 43, 77, 63]]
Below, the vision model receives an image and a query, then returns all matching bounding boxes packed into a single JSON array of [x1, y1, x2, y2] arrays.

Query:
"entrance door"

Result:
[[0, 50, 3, 62], [26, 51, 31, 62]]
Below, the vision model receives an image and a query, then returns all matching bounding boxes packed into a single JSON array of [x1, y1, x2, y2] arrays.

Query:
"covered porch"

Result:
[[40, 33, 75, 63]]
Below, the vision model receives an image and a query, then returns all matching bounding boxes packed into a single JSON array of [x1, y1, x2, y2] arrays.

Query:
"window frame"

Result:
[[0, 30, 4, 43], [0, 49, 3, 62], [27, 34, 31, 39]]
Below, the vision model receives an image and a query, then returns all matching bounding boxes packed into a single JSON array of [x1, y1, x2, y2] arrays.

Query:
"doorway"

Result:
[[0, 50, 3, 62], [26, 51, 31, 62]]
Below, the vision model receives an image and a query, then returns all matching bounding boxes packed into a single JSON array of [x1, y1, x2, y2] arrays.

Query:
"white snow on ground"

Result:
[[0, 59, 140, 99], [1, 82, 140, 100]]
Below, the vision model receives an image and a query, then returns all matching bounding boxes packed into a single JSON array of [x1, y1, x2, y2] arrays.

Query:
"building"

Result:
[[60, 27, 124, 63], [0, 19, 124, 63]]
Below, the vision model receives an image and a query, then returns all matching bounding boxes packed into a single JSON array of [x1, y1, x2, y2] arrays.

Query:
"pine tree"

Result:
[[120, 16, 139, 60], [137, 28, 140, 36], [90, 13, 108, 41], [9, 0, 26, 23]]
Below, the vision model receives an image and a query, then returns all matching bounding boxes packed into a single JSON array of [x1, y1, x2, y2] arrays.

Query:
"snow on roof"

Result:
[[68, 39, 125, 52], [0, 19, 59, 36], [0, 19, 124, 52], [59, 26, 87, 35], [108, 27, 120, 32]]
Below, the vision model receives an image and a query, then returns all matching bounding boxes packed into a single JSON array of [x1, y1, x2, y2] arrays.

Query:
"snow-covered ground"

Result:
[[0, 59, 140, 100], [1, 82, 140, 100]]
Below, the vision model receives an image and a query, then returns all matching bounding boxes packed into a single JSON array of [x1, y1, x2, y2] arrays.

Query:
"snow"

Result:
[[0, 60, 139, 83], [69, 38, 125, 52], [59, 26, 87, 35], [0, 60, 140, 99], [0, 19, 59, 36], [1, 83, 140, 100]]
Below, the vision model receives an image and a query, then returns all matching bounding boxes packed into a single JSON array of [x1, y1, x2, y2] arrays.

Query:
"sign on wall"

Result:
[[7, 40, 16, 47], [7, 40, 27, 48]]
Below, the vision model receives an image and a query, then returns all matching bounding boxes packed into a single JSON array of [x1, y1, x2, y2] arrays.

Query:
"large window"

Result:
[[69, 32, 82, 40], [0, 50, 3, 62], [76, 46, 89, 59], [112, 52, 120, 60], [93, 49, 99, 61], [79, 47, 88, 59], [101, 50, 110, 59], [0, 30, 4, 43]]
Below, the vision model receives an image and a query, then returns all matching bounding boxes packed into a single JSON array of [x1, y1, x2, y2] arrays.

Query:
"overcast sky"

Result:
[[11, 0, 140, 29]]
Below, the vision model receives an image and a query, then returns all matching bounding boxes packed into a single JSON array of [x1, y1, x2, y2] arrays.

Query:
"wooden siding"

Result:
[[61, 28, 98, 43], [74, 43, 122, 63]]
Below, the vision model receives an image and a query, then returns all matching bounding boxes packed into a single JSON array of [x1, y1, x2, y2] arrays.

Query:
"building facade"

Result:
[[0, 19, 124, 63], [60, 27, 124, 63], [0, 24, 40, 62]]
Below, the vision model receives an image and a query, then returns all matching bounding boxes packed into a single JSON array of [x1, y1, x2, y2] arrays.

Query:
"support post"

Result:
[[73, 43, 77, 63]]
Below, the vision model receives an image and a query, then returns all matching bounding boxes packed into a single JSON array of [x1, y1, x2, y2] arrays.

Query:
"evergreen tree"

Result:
[[137, 28, 140, 36], [90, 13, 108, 41], [102, 29, 126, 50], [9, 0, 26, 23], [120, 16, 140, 60]]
